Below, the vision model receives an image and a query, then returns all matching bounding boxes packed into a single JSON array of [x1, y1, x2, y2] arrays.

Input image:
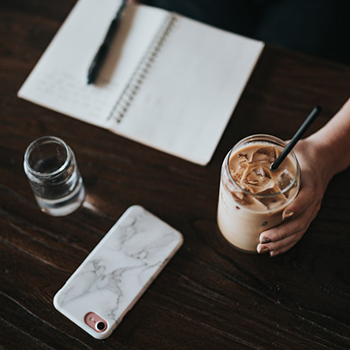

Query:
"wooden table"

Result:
[[1, 1, 350, 349]]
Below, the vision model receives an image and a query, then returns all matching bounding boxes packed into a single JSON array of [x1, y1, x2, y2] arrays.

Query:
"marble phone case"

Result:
[[53, 205, 183, 339]]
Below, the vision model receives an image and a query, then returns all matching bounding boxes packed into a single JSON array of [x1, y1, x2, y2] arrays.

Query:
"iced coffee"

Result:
[[217, 134, 300, 253]]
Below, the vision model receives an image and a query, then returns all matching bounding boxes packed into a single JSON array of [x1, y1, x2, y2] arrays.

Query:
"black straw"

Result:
[[270, 105, 322, 171]]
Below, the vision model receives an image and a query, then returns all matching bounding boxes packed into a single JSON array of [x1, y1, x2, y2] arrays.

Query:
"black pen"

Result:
[[87, 0, 127, 85]]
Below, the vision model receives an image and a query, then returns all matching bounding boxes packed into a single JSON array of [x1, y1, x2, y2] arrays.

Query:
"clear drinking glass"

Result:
[[217, 134, 301, 253], [23, 136, 85, 216]]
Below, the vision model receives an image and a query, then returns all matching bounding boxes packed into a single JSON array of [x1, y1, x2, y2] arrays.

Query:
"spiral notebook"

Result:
[[18, 0, 264, 165]]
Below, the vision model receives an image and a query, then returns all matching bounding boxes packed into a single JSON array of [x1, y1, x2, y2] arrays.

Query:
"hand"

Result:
[[257, 137, 334, 257]]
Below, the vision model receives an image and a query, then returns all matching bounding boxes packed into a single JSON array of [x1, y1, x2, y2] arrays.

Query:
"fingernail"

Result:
[[283, 210, 294, 221], [261, 237, 271, 244], [258, 245, 269, 253]]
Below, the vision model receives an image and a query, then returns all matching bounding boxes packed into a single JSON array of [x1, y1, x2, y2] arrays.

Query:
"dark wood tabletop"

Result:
[[1, 1, 350, 349]]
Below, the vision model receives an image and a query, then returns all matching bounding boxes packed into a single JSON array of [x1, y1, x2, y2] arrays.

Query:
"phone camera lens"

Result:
[[96, 321, 106, 331]]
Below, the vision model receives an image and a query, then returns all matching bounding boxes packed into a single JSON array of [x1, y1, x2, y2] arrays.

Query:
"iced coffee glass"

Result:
[[217, 134, 301, 253]]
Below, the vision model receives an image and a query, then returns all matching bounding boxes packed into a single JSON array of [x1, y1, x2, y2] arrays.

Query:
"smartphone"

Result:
[[53, 205, 183, 339]]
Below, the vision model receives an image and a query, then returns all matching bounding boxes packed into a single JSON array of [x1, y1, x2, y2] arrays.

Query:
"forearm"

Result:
[[307, 98, 350, 178]]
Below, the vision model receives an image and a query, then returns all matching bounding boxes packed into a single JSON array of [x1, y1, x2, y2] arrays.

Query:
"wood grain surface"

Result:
[[1, 1, 350, 349]]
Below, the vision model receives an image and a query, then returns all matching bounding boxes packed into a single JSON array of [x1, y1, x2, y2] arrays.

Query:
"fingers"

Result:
[[256, 171, 323, 256], [257, 200, 321, 256], [258, 238, 298, 257], [255, 137, 330, 257], [281, 173, 318, 222], [257, 219, 304, 255], [260, 202, 318, 244]]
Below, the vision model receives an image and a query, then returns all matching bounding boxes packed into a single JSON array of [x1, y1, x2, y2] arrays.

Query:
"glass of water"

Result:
[[23, 136, 85, 216]]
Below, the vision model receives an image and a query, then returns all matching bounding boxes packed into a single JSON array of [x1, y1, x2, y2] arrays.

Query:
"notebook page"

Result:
[[18, 0, 168, 128], [109, 14, 264, 165]]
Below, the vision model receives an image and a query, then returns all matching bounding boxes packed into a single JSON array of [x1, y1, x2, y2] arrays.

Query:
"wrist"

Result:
[[304, 134, 338, 183], [307, 98, 350, 177]]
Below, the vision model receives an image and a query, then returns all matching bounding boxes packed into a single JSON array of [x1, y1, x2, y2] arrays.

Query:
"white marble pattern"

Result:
[[54, 205, 183, 339]]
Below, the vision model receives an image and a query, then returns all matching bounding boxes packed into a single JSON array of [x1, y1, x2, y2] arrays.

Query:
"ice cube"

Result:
[[231, 190, 267, 210], [251, 147, 277, 164], [249, 196, 269, 211], [255, 188, 287, 210], [238, 152, 248, 162], [276, 169, 293, 191], [243, 166, 274, 194], [230, 166, 247, 183], [229, 153, 249, 183]]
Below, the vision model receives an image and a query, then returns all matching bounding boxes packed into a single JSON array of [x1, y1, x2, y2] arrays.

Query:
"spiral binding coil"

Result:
[[108, 13, 177, 124]]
